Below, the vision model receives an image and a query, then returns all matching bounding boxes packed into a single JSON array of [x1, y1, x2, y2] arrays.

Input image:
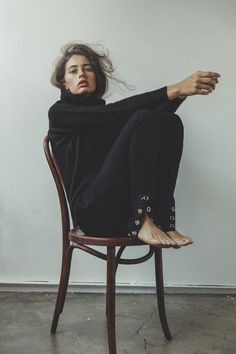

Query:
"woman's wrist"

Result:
[[167, 83, 182, 100]]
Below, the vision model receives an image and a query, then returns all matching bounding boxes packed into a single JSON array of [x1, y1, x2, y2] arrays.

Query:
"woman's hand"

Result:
[[167, 71, 221, 100]]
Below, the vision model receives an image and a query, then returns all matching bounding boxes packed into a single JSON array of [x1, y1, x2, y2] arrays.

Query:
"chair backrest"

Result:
[[43, 136, 70, 245]]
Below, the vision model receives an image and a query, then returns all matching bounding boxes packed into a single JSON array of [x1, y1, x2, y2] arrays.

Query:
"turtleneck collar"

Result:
[[60, 89, 106, 106]]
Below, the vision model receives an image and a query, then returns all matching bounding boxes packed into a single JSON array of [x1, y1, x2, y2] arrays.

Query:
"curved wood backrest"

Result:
[[43, 136, 70, 248]]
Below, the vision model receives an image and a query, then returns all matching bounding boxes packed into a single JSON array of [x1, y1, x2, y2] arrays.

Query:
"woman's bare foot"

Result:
[[138, 214, 178, 247], [165, 230, 193, 247]]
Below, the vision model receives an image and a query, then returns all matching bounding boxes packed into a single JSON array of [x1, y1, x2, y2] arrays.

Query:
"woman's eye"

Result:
[[68, 66, 93, 74], [69, 70, 77, 74], [85, 66, 93, 71]]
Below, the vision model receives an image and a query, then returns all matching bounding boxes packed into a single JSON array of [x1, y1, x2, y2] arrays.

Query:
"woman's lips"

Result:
[[79, 81, 88, 87]]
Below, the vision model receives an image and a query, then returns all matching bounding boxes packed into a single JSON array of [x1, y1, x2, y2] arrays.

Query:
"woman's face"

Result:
[[63, 54, 96, 96]]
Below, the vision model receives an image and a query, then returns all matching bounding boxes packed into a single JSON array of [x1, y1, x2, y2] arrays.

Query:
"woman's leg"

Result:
[[75, 109, 191, 247], [138, 112, 192, 246], [76, 109, 160, 235], [124, 111, 179, 246]]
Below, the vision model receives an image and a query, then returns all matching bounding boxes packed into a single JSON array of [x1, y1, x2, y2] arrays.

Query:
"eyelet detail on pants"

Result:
[[141, 195, 149, 201], [170, 224, 175, 228], [170, 216, 175, 220], [128, 194, 153, 239], [171, 207, 175, 211]]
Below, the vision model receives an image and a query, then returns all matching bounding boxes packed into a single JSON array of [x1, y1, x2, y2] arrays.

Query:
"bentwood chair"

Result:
[[43, 135, 172, 354]]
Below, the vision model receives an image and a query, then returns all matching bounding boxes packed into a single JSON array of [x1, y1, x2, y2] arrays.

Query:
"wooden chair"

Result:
[[43, 135, 172, 354]]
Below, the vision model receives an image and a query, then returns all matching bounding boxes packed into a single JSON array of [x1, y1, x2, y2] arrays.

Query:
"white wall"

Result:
[[0, 0, 235, 290]]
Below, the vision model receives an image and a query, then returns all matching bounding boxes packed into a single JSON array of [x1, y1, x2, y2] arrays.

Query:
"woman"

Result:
[[48, 42, 220, 248]]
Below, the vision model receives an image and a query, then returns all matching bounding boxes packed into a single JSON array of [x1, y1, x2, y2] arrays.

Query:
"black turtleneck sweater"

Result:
[[48, 87, 185, 226]]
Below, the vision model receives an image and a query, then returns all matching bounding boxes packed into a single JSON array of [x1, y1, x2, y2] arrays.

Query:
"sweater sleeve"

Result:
[[48, 86, 185, 132], [152, 96, 186, 115]]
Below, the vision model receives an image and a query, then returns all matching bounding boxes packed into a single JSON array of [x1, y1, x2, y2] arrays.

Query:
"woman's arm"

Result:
[[49, 71, 220, 132], [49, 86, 169, 131]]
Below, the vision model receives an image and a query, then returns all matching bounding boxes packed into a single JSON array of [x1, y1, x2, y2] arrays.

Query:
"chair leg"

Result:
[[51, 245, 74, 334], [106, 246, 124, 317], [154, 248, 172, 340], [106, 246, 117, 354]]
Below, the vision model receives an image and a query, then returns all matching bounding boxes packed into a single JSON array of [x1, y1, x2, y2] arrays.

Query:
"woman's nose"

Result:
[[78, 69, 86, 78]]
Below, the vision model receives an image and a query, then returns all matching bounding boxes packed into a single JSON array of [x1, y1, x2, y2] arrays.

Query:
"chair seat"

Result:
[[69, 227, 146, 246]]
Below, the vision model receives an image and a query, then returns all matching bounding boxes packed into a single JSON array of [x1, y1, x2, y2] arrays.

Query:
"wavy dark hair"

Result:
[[51, 42, 131, 98]]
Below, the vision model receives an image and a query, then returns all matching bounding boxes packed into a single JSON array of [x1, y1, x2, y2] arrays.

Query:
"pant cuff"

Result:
[[159, 205, 176, 231], [127, 194, 154, 239]]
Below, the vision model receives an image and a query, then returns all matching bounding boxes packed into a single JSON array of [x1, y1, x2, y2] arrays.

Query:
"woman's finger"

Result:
[[196, 89, 211, 95], [198, 71, 221, 78], [197, 77, 217, 84], [197, 84, 213, 91]]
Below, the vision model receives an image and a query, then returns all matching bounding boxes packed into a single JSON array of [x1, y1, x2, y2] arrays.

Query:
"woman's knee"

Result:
[[159, 112, 184, 133]]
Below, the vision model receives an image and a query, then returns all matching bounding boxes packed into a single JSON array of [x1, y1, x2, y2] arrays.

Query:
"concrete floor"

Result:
[[0, 292, 236, 354]]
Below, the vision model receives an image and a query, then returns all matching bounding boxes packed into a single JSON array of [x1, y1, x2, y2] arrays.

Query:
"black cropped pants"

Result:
[[77, 109, 184, 239]]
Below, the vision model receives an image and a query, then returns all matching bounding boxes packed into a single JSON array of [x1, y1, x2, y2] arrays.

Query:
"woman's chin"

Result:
[[75, 88, 95, 97]]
